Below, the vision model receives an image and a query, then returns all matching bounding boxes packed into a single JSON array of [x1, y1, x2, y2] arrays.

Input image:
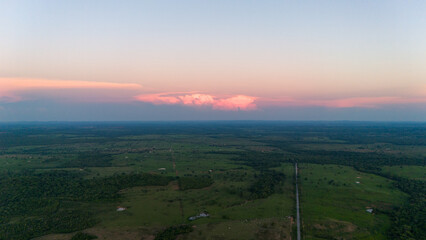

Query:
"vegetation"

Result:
[[0, 171, 173, 239], [178, 175, 214, 190], [299, 164, 407, 239], [63, 152, 113, 168], [0, 122, 424, 239], [387, 177, 425, 239], [71, 232, 98, 240], [155, 225, 193, 240], [248, 171, 285, 199]]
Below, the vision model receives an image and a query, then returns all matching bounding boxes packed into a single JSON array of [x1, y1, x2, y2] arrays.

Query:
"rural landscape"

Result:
[[0, 122, 424, 240], [3, 1, 426, 239]]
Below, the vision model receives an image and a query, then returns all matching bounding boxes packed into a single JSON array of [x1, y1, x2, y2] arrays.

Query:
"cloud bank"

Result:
[[260, 96, 426, 108], [135, 93, 257, 111], [0, 78, 142, 102], [1, 78, 424, 112]]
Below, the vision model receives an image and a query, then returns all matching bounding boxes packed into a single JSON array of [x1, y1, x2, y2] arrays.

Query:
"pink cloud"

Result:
[[0, 78, 142, 102], [314, 97, 401, 108], [179, 94, 215, 106], [2, 78, 424, 110], [135, 93, 182, 105], [258, 96, 426, 108], [214, 95, 257, 110], [0, 78, 141, 90], [308, 97, 426, 108], [135, 93, 257, 111], [136, 91, 426, 111]]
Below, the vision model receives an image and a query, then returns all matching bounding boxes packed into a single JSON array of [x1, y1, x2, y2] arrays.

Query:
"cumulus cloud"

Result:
[[135, 93, 257, 111], [136, 91, 426, 111], [213, 95, 258, 110], [179, 94, 215, 106]]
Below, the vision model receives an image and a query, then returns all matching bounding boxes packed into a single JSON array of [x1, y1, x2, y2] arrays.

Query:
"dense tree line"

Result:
[[388, 181, 425, 239], [178, 175, 214, 190], [248, 170, 285, 199], [1, 122, 424, 150], [293, 150, 425, 167], [233, 152, 287, 170], [0, 171, 174, 240], [0, 210, 96, 240], [376, 175, 425, 239]]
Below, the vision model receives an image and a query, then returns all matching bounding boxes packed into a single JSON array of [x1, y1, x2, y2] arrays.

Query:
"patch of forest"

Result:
[[178, 175, 214, 190], [0, 171, 174, 240], [248, 171, 286, 199], [388, 177, 425, 239]]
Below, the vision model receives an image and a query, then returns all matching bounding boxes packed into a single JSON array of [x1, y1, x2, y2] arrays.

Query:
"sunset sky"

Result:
[[1, 0, 425, 121]]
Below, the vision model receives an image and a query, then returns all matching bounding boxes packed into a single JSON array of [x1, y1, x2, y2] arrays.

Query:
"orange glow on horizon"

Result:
[[1, 78, 425, 110]]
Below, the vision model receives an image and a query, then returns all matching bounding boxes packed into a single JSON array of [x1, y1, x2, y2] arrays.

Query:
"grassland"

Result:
[[299, 164, 407, 240], [1, 122, 425, 239], [380, 165, 426, 181]]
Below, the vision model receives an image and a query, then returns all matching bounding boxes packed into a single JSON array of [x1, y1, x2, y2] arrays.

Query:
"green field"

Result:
[[0, 122, 425, 239], [381, 165, 426, 181], [299, 164, 407, 240]]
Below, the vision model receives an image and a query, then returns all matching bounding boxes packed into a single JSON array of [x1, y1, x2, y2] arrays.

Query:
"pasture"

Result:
[[0, 122, 424, 239]]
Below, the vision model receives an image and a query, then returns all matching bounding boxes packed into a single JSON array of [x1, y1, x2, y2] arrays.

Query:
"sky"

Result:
[[1, 0, 425, 121]]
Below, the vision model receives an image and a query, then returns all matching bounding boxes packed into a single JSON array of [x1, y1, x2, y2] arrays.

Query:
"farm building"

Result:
[[189, 212, 210, 221], [117, 207, 126, 212]]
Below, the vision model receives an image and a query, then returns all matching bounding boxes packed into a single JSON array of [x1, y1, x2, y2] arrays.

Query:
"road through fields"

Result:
[[295, 163, 301, 240]]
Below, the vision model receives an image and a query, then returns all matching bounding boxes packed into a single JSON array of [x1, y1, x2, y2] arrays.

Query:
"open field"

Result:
[[381, 165, 426, 181], [0, 122, 425, 239], [299, 164, 407, 240]]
